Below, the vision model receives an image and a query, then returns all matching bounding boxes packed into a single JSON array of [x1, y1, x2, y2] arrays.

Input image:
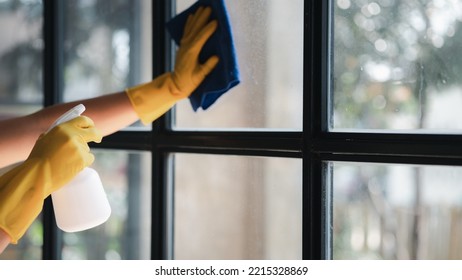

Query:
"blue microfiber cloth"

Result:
[[166, 0, 240, 111]]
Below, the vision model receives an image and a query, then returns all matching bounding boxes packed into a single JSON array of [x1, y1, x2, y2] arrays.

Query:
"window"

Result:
[[0, 0, 43, 260], [175, 0, 303, 130], [329, 0, 462, 259], [0, 0, 153, 260], [7, 0, 459, 261], [1, 0, 307, 260], [333, 0, 462, 131], [170, 0, 304, 260], [332, 162, 462, 259], [173, 154, 302, 259], [0, 0, 42, 117]]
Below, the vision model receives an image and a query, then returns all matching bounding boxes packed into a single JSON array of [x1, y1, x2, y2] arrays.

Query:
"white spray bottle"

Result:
[[48, 104, 111, 232]]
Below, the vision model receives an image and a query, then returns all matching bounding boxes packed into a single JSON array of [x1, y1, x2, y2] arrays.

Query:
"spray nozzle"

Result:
[[46, 104, 86, 133]]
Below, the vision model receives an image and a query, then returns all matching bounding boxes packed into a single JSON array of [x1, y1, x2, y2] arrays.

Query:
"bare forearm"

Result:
[[40, 92, 138, 136], [0, 91, 138, 168], [0, 229, 10, 254]]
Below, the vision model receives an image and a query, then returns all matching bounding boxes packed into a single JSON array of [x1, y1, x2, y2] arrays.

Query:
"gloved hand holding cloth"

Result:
[[126, 6, 219, 124], [0, 116, 102, 243]]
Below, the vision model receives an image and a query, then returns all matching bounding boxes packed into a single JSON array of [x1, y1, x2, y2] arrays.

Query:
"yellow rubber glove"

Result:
[[126, 6, 220, 125], [0, 116, 102, 243]]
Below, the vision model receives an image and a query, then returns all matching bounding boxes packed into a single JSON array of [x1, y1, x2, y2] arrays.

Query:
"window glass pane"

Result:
[[62, 0, 151, 128], [175, 0, 303, 130], [61, 150, 151, 260], [332, 0, 462, 131], [0, 0, 43, 119], [174, 154, 302, 259], [332, 162, 462, 259]]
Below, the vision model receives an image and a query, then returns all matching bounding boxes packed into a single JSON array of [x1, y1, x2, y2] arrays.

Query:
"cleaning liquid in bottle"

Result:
[[48, 104, 111, 232]]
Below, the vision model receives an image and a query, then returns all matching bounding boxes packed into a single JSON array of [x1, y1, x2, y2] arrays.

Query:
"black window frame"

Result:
[[40, 0, 315, 260], [41, 0, 462, 261], [315, 0, 462, 260]]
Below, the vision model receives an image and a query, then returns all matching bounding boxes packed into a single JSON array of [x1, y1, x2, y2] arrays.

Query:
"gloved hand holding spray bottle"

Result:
[[47, 5, 219, 232], [48, 104, 111, 232], [0, 4, 222, 244], [0, 105, 103, 243]]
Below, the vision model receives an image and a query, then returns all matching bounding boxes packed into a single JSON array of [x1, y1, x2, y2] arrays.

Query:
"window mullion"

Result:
[[153, 131, 303, 158], [304, 0, 330, 260], [313, 133, 462, 163], [42, 0, 64, 260], [151, 0, 174, 260]]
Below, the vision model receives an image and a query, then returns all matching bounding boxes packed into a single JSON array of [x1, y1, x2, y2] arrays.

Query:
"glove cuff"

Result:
[[0, 159, 50, 243], [126, 73, 184, 125]]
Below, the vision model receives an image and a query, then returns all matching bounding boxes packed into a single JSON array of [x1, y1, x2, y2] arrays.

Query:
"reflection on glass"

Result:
[[0, 0, 43, 119], [174, 154, 302, 259], [332, 0, 462, 131], [62, 0, 151, 128], [332, 162, 462, 259], [175, 0, 303, 130], [61, 150, 151, 260]]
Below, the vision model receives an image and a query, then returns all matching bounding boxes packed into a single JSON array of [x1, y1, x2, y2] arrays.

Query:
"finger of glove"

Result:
[[182, 7, 211, 44], [71, 138, 95, 167], [183, 6, 206, 39], [199, 55, 219, 77], [181, 7, 203, 43], [183, 14, 194, 37], [193, 20, 218, 52], [67, 115, 95, 128], [65, 116, 103, 143], [81, 150, 96, 167], [78, 126, 103, 144], [187, 7, 212, 40], [178, 20, 218, 61]]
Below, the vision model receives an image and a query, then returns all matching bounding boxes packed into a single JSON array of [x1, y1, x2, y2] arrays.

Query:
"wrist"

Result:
[[125, 73, 185, 125]]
